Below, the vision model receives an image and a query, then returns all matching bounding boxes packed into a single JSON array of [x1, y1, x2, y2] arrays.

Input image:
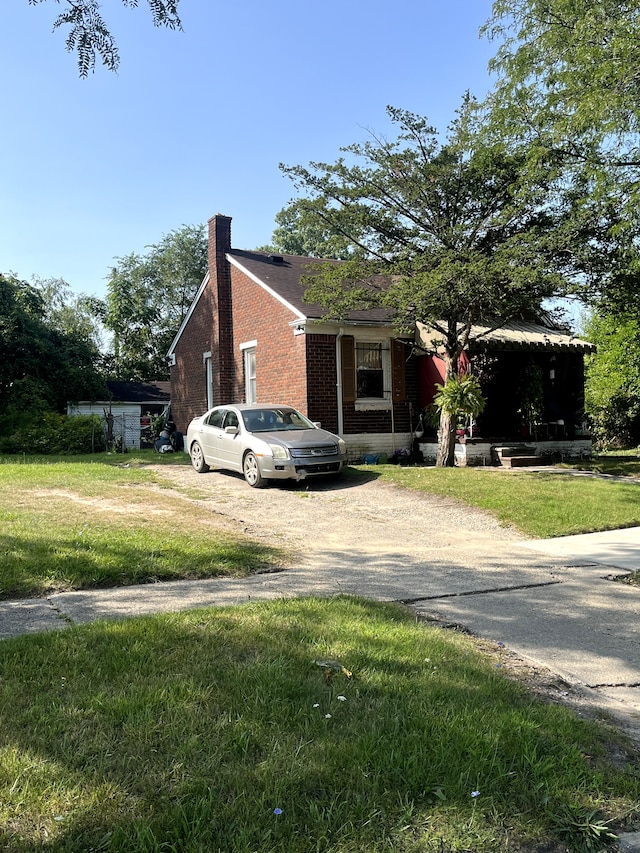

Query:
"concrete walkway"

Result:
[[3, 524, 640, 725], [413, 527, 640, 717]]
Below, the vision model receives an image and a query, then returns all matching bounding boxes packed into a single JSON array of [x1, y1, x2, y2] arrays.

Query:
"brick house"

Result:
[[168, 215, 418, 460], [168, 214, 594, 464]]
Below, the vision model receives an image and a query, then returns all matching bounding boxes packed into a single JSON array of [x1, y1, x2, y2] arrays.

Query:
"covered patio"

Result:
[[414, 320, 596, 466]]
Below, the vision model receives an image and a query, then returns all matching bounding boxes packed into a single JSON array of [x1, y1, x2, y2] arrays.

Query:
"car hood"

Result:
[[255, 429, 339, 448]]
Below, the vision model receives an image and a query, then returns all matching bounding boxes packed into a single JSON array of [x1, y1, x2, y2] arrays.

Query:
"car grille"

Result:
[[294, 462, 342, 474], [289, 446, 338, 458]]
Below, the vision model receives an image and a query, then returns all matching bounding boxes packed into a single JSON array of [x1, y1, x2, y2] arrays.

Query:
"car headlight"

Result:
[[268, 443, 289, 460], [338, 439, 347, 454]]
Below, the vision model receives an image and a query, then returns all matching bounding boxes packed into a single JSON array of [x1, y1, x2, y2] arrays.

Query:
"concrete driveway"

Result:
[[413, 526, 640, 718]]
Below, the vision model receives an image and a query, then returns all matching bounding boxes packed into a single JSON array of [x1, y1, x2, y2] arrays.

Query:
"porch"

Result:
[[417, 437, 593, 467]]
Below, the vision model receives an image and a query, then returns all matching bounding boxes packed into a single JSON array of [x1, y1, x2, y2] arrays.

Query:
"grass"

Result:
[[367, 463, 640, 538], [1, 455, 640, 848], [2, 451, 640, 597], [561, 456, 640, 479], [1, 596, 639, 852], [0, 452, 285, 599]]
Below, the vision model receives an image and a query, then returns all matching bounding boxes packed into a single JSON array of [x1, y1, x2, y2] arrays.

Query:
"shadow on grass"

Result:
[[0, 530, 283, 600], [1, 597, 637, 852]]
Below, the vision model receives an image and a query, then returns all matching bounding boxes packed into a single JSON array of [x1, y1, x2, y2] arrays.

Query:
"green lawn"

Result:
[[368, 463, 640, 538], [0, 453, 285, 599], [1, 456, 640, 849], [1, 597, 638, 852]]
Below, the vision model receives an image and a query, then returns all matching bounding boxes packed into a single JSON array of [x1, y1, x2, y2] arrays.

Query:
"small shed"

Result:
[[68, 381, 171, 449]]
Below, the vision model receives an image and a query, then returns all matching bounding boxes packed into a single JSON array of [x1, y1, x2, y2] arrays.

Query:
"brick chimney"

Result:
[[208, 214, 234, 403]]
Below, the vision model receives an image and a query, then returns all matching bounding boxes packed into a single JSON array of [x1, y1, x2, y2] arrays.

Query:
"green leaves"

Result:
[[483, 1, 640, 309], [0, 273, 107, 424], [282, 101, 564, 338], [27, 0, 182, 76], [104, 223, 207, 380], [584, 309, 640, 446], [433, 374, 486, 424], [486, 0, 640, 144]]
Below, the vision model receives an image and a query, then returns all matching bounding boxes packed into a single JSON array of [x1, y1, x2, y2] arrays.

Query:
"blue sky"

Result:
[[1, 0, 497, 300]]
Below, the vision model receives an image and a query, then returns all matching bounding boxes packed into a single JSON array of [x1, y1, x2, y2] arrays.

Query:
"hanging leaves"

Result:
[[27, 0, 182, 76]]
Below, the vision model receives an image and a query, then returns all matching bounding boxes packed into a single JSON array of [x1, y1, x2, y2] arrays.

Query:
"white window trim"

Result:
[[355, 399, 393, 411], [242, 343, 257, 404], [204, 353, 214, 410]]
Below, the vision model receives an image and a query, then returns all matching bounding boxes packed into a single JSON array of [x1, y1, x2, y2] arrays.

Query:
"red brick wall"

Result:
[[306, 334, 339, 432], [169, 282, 217, 432], [209, 216, 234, 402], [229, 264, 308, 411], [341, 346, 419, 435]]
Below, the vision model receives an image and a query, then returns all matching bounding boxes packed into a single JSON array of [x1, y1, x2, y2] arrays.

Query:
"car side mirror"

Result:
[[312, 422, 321, 428], [225, 425, 239, 435]]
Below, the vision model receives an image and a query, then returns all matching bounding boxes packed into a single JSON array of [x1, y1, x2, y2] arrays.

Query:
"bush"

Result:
[[588, 392, 640, 449], [0, 413, 106, 455]]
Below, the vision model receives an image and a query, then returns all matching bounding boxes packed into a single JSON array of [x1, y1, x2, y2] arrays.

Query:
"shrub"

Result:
[[588, 392, 640, 449], [0, 413, 106, 455]]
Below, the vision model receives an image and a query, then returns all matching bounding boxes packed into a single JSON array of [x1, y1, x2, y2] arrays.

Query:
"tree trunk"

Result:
[[436, 408, 456, 467], [435, 350, 457, 468]]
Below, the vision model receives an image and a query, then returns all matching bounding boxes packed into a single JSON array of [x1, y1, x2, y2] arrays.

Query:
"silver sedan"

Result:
[[186, 404, 348, 488]]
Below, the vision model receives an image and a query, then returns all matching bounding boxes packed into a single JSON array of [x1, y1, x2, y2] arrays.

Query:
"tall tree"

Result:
[[104, 224, 207, 380], [583, 308, 640, 447], [484, 0, 640, 162], [280, 102, 568, 466], [0, 273, 106, 422], [27, 0, 182, 76], [32, 275, 107, 352], [259, 199, 368, 260], [483, 0, 640, 311]]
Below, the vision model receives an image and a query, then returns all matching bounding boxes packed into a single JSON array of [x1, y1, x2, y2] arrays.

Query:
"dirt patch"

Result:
[[29, 489, 173, 517]]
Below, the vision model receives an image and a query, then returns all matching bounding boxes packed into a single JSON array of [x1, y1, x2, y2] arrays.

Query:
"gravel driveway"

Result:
[[149, 464, 570, 605]]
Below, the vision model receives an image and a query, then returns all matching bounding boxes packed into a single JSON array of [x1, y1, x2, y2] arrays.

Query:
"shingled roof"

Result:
[[106, 380, 171, 403], [228, 250, 392, 324]]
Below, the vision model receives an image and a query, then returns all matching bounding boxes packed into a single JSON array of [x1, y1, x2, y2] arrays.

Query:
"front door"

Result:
[[216, 409, 242, 470], [199, 408, 225, 465]]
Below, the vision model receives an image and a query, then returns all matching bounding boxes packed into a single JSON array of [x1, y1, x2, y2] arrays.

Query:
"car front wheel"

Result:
[[190, 441, 210, 474], [243, 451, 266, 488]]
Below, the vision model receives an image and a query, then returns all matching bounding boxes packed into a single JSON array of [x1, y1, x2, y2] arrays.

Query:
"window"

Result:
[[356, 342, 385, 398], [204, 353, 214, 409], [242, 345, 257, 404], [206, 409, 224, 428], [224, 410, 239, 429], [341, 336, 405, 409]]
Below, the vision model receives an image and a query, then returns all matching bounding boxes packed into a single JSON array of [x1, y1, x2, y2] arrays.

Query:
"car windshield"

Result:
[[241, 408, 315, 433]]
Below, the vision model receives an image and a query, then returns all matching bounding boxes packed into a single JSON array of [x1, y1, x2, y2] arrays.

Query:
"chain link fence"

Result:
[[103, 412, 154, 451]]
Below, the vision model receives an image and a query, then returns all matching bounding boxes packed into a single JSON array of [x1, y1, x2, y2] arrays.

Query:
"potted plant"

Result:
[[432, 373, 486, 440]]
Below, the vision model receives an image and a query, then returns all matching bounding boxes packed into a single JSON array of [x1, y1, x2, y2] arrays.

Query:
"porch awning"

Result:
[[415, 320, 595, 354]]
